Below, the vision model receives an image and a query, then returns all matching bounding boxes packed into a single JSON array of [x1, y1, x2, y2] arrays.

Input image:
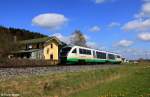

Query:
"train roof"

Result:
[[63, 45, 108, 53], [62, 45, 122, 56]]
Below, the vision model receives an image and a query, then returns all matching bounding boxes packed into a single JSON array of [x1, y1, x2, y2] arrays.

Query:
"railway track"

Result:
[[0, 64, 123, 80]]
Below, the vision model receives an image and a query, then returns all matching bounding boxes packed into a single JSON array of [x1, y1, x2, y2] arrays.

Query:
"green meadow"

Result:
[[0, 63, 150, 97]]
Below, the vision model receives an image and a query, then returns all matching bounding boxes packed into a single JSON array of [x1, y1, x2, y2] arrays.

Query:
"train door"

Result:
[[93, 51, 96, 58], [71, 48, 77, 57], [69, 48, 78, 63]]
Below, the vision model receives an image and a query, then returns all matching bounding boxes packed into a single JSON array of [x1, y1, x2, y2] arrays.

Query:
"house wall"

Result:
[[13, 37, 62, 60], [31, 50, 43, 59], [20, 42, 44, 50], [44, 41, 59, 60]]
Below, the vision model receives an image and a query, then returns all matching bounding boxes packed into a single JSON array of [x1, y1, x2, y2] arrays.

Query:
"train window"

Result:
[[79, 49, 84, 54], [79, 48, 91, 55], [83, 49, 86, 54], [96, 52, 106, 59], [60, 47, 72, 56], [72, 48, 77, 53], [117, 55, 120, 58], [79, 49, 83, 54], [87, 50, 91, 55], [108, 54, 115, 60]]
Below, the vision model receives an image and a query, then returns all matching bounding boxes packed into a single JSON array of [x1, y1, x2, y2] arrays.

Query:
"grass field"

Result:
[[0, 62, 150, 97]]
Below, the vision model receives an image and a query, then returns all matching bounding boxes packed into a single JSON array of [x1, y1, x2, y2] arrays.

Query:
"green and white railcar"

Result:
[[115, 54, 122, 63], [107, 52, 122, 63], [59, 45, 122, 64]]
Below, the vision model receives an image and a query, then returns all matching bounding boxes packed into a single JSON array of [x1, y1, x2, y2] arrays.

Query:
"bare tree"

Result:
[[70, 30, 87, 47]]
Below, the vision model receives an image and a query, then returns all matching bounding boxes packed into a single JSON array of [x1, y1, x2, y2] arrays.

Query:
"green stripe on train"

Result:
[[67, 58, 107, 63], [67, 58, 121, 63], [107, 60, 122, 63], [67, 58, 78, 62]]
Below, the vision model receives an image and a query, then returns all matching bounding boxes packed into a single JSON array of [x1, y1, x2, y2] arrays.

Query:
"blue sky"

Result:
[[0, 0, 150, 59]]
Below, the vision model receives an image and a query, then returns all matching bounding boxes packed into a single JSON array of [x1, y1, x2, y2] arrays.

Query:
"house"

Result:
[[44, 37, 66, 60], [12, 36, 66, 60]]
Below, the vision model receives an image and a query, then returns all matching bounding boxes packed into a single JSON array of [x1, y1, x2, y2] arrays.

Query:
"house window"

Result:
[[29, 45, 32, 49], [50, 54, 53, 60], [51, 44, 53, 48], [47, 48, 49, 54], [37, 44, 39, 49]]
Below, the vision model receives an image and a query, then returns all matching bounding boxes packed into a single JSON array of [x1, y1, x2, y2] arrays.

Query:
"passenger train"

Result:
[[59, 45, 122, 64]]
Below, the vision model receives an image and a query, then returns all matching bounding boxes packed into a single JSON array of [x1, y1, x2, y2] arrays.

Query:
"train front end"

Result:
[[59, 46, 72, 64]]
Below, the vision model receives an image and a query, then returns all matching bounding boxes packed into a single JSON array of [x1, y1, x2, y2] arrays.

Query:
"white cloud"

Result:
[[95, 0, 106, 4], [52, 33, 91, 44], [142, 2, 150, 16], [123, 1, 150, 32], [135, 2, 150, 18], [52, 33, 101, 49], [86, 41, 98, 48], [116, 40, 133, 47], [89, 26, 101, 32], [113, 48, 150, 60], [122, 19, 150, 31], [108, 22, 120, 28], [83, 34, 90, 40], [95, 0, 116, 4], [52, 33, 71, 44], [144, 0, 150, 2], [86, 41, 107, 50], [138, 32, 150, 41], [32, 13, 68, 30]]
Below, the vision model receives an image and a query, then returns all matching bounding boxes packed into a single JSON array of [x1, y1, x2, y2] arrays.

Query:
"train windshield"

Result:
[[60, 47, 72, 56], [117, 55, 121, 58], [108, 54, 115, 60]]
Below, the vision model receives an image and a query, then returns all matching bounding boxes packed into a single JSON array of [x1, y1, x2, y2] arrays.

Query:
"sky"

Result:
[[0, 0, 150, 59]]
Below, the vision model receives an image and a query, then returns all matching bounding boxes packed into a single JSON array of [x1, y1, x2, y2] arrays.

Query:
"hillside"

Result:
[[0, 26, 47, 57], [0, 26, 47, 41]]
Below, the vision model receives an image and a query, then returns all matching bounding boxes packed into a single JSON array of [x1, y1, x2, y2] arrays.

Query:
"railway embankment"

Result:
[[0, 64, 121, 80]]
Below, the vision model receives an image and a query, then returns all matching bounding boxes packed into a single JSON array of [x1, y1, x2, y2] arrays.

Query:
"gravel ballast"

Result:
[[0, 65, 122, 80]]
